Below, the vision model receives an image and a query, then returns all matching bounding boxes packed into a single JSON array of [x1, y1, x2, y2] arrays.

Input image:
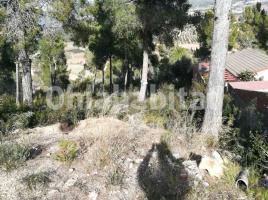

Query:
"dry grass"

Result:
[[0, 116, 251, 199], [81, 118, 144, 172]]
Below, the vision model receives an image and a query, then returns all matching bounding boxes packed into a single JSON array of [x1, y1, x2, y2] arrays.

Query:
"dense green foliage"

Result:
[[38, 35, 69, 89], [5, 0, 41, 55], [134, 0, 190, 48], [197, 3, 268, 58], [0, 7, 15, 94]]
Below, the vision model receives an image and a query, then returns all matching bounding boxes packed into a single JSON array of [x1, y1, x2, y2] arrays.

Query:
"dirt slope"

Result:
[[0, 117, 247, 200]]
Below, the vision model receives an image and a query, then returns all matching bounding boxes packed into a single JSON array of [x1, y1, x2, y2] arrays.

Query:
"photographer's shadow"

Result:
[[137, 142, 190, 200]]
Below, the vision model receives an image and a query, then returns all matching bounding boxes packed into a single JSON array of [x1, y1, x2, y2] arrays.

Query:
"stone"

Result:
[[69, 168, 75, 172], [212, 151, 223, 164], [152, 151, 157, 159], [92, 170, 98, 175], [196, 174, 203, 181], [261, 174, 268, 188], [183, 160, 200, 177], [134, 159, 143, 164], [64, 177, 78, 189], [129, 162, 134, 169], [199, 154, 224, 178], [203, 182, 209, 187], [173, 153, 180, 159], [89, 191, 98, 200], [47, 189, 61, 199]]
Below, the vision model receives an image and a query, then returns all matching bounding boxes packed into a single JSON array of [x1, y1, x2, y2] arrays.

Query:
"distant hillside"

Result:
[[189, 0, 268, 9]]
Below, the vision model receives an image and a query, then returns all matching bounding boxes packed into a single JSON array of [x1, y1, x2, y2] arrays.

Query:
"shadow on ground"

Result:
[[137, 142, 191, 200]]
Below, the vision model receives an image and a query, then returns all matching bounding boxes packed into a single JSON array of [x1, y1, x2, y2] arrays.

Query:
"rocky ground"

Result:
[[0, 117, 248, 200]]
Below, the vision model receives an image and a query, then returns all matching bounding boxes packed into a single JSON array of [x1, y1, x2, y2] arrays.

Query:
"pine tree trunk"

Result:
[[124, 69, 128, 91], [19, 49, 33, 107], [124, 60, 130, 91], [15, 62, 20, 106], [51, 57, 57, 86], [201, 0, 232, 137], [138, 48, 149, 102], [109, 55, 113, 94], [92, 67, 97, 95], [102, 65, 105, 94]]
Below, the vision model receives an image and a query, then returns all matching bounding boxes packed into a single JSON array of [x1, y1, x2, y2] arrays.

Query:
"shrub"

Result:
[[86, 94, 130, 119], [72, 77, 93, 92], [22, 171, 51, 191], [222, 161, 241, 186], [220, 129, 268, 170], [59, 110, 80, 132], [31, 109, 61, 126], [5, 112, 34, 132], [0, 95, 17, 121], [223, 94, 239, 126], [248, 170, 268, 200], [143, 111, 167, 128], [243, 132, 268, 169], [54, 140, 78, 163], [0, 143, 30, 171]]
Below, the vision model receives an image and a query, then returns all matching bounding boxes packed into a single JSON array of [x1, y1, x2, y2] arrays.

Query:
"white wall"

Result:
[[257, 69, 268, 81]]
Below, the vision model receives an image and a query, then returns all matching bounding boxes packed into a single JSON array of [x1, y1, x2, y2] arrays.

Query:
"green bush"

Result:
[[54, 140, 78, 163], [248, 169, 268, 200], [5, 112, 34, 132], [72, 77, 93, 92], [22, 171, 51, 191], [0, 143, 30, 171], [31, 109, 61, 126], [220, 129, 268, 170], [0, 95, 17, 121], [244, 132, 268, 169], [59, 109, 80, 131], [143, 111, 168, 128], [223, 94, 239, 126]]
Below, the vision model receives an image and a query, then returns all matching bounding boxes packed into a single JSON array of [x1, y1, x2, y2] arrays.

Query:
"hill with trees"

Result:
[[0, 0, 267, 199]]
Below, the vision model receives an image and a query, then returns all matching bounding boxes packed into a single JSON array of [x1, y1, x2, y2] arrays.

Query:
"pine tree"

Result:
[[5, 0, 41, 106], [133, 0, 190, 101], [201, 0, 232, 137]]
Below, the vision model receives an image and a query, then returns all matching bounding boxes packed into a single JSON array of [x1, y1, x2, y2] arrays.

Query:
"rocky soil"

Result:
[[0, 117, 247, 200]]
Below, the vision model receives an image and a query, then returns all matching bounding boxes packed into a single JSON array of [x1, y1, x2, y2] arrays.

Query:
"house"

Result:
[[195, 49, 268, 82], [229, 81, 268, 126], [226, 49, 268, 81], [229, 81, 268, 111]]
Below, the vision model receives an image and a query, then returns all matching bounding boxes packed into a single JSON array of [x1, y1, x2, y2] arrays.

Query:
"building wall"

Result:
[[230, 88, 268, 126], [257, 69, 268, 81]]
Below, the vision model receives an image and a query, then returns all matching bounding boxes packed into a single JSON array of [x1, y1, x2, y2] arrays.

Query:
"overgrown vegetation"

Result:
[[0, 1, 267, 199], [197, 3, 268, 59]]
